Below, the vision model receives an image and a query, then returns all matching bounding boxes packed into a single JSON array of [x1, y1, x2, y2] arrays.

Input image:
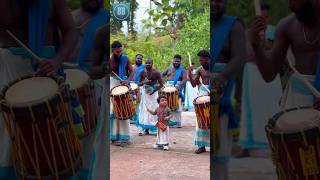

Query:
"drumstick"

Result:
[[6, 30, 42, 63], [112, 71, 123, 81], [254, 0, 262, 16], [287, 47, 320, 98], [188, 52, 192, 67], [253, 0, 265, 40]]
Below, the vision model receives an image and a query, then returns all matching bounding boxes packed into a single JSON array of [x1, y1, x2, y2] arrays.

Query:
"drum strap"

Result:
[[77, 9, 109, 70], [118, 55, 127, 79], [211, 16, 236, 68], [313, 51, 320, 93], [134, 64, 145, 83]]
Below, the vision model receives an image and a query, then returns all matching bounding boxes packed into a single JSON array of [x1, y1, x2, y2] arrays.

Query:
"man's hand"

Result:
[[150, 90, 156, 95], [120, 80, 129, 85], [249, 16, 267, 47], [211, 73, 227, 103], [142, 79, 151, 84], [36, 58, 62, 76], [188, 65, 194, 74]]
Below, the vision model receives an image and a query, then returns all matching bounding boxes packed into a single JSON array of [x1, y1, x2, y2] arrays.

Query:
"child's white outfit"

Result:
[[153, 107, 172, 150]]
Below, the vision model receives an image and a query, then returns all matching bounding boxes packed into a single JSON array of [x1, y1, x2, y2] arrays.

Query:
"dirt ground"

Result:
[[110, 111, 277, 180]]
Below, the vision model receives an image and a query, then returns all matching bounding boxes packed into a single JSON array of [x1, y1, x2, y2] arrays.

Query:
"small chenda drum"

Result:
[[160, 86, 179, 111], [129, 82, 140, 106], [110, 85, 135, 120], [0, 76, 81, 179], [65, 69, 97, 138], [193, 95, 210, 129], [266, 107, 320, 179]]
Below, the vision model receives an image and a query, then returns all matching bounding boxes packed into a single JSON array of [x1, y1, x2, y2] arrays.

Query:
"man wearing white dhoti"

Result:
[[86, 24, 109, 179], [189, 50, 212, 154], [239, 3, 282, 156], [137, 58, 164, 135], [162, 54, 187, 128], [128, 54, 144, 123], [109, 41, 133, 145], [210, 0, 246, 178], [249, 2, 320, 179]]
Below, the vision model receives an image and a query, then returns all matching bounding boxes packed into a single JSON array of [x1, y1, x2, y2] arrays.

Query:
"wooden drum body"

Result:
[[160, 86, 179, 111], [0, 76, 81, 179], [65, 69, 97, 138], [110, 85, 135, 120], [266, 107, 320, 180], [193, 95, 210, 129]]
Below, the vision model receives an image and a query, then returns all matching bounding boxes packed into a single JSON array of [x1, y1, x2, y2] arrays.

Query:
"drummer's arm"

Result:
[[150, 72, 163, 95], [147, 108, 157, 115], [189, 69, 200, 87], [162, 68, 169, 77], [88, 26, 108, 79], [138, 71, 145, 86], [180, 70, 188, 88]]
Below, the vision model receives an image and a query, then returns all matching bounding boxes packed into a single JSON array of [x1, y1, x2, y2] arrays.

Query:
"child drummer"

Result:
[[147, 95, 173, 150]]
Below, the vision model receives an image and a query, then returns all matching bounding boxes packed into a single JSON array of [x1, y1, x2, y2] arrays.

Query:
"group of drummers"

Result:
[[109, 40, 211, 153]]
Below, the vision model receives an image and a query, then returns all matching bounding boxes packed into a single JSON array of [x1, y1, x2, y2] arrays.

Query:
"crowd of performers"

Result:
[[109, 40, 211, 153], [0, 0, 320, 179]]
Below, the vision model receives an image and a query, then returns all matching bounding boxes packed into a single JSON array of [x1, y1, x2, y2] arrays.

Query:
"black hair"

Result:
[[261, 3, 270, 11], [157, 95, 167, 104], [197, 50, 210, 58], [173, 54, 182, 60], [136, 54, 143, 58], [111, 41, 122, 49]]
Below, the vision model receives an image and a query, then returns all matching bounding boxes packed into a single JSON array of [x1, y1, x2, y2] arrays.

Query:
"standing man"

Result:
[[137, 58, 164, 136], [82, 24, 109, 179], [0, 0, 78, 179], [250, 0, 320, 110], [238, 3, 282, 157], [129, 53, 145, 83], [109, 41, 133, 145], [162, 54, 187, 127], [210, 0, 246, 179], [128, 54, 144, 123], [189, 50, 211, 154], [70, 0, 108, 71]]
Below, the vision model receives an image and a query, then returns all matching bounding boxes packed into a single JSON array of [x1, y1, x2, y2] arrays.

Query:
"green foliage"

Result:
[[175, 12, 210, 67], [111, 12, 209, 71], [226, 0, 291, 27], [67, 0, 81, 10]]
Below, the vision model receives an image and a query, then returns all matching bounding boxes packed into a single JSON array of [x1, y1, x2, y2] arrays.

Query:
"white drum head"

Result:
[[65, 69, 89, 90], [130, 82, 138, 91], [275, 108, 320, 132], [195, 95, 210, 104], [163, 86, 177, 92], [5, 77, 59, 106], [111, 85, 129, 96]]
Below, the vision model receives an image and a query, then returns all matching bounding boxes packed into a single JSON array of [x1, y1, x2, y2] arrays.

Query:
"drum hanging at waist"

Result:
[[0, 75, 81, 179], [266, 107, 320, 179]]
